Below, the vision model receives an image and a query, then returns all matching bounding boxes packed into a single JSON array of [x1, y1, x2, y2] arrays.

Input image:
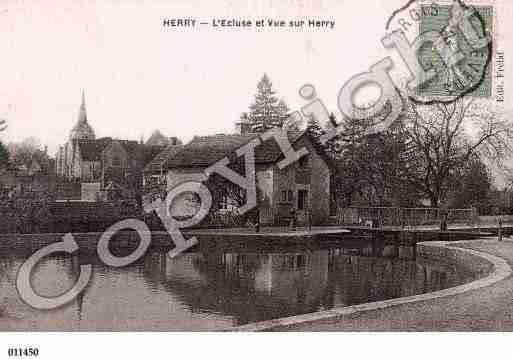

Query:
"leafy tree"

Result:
[[323, 113, 344, 160], [242, 74, 290, 133], [327, 94, 512, 210], [0, 141, 10, 169], [448, 155, 492, 213], [326, 102, 422, 208], [205, 157, 247, 212], [0, 191, 53, 233], [7, 137, 50, 171]]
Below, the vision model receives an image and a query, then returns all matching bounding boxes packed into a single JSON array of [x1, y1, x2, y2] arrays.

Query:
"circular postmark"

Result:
[[385, 0, 492, 104]]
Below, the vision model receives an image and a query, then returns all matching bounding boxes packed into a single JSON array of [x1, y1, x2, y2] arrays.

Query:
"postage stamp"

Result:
[[384, 0, 495, 104], [417, 4, 493, 99]]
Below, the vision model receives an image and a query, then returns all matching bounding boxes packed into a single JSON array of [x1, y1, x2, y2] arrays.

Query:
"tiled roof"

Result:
[[144, 144, 184, 174], [77, 138, 112, 161], [142, 145, 167, 165], [78, 138, 162, 164], [117, 140, 143, 160], [165, 131, 305, 169]]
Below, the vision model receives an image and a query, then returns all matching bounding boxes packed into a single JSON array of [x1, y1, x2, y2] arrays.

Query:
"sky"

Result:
[[0, 0, 399, 154], [0, 0, 510, 161]]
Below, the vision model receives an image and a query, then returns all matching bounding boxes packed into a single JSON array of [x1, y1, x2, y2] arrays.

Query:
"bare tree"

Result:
[[7, 137, 44, 169], [403, 98, 512, 207]]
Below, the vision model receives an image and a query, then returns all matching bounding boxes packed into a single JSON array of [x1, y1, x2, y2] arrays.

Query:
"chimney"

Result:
[[235, 122, 242, 135], [236, 114, 252, 135]]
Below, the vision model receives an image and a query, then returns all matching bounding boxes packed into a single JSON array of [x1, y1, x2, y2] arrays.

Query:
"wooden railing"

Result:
[[259, 207, 276, 225], [336, 206, 477, 227]]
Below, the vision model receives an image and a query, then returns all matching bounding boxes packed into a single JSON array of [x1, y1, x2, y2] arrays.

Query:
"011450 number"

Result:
[[8, 348, 39, 357]]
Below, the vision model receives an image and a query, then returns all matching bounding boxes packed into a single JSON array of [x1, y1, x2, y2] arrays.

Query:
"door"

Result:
[[297, 189, 309, 224]]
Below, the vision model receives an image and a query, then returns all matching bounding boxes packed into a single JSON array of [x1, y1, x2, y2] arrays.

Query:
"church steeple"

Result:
[[70, 90, 95, 141], [78, 90, 87, 124]]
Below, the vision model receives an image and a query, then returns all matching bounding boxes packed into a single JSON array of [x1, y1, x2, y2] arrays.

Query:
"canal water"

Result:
[[0, 242, 479, 330]]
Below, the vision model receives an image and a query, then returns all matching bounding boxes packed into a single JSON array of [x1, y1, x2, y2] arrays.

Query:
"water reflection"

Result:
[[0, 245, 477, 330]]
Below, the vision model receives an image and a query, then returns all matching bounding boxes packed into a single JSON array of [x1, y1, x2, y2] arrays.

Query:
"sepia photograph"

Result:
[[0, 0, 512, 357]]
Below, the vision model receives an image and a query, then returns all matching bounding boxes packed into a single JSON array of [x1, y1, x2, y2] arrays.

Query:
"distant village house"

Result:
[[55, 92, 180, 202]]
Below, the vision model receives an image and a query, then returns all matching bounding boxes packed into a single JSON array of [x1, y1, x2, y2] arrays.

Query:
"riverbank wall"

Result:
[[230, 239, 510, 331]]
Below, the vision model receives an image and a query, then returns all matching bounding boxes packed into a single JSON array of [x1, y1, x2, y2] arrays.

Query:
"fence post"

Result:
[[498, 217, 503, 242], [412, 232, 417, 260], [475, 207, 481, 233]]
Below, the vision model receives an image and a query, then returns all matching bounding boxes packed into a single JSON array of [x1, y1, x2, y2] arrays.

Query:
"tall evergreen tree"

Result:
[[305, 116, 325, 150], [242, 74, 290, 133]]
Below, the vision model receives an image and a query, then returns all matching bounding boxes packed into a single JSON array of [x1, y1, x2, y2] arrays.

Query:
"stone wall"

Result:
[[273, 161, 296, 223], [82, 182, 101, 202], [272, 137, 331, 225], [304, 139, 330, 225]]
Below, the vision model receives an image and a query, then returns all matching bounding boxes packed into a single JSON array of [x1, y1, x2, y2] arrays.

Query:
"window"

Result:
[[297, 189, 308, 210], [220, 189, 229, 210], [288, 190, 293, 202], [296, 254, 306, 268], [298, 156, 309, 169], [147, 176, 159, 187], [281, 190, 287, 202]]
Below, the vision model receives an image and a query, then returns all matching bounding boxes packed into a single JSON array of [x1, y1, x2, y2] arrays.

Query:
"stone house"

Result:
[[0, 150, 56, 196], [143, 143, 185, 199], [162, 132, 332, 225], [77, 139, 163, 201]]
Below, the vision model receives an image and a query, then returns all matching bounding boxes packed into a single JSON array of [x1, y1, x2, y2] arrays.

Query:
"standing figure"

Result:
[[289, 207, 296, 231]]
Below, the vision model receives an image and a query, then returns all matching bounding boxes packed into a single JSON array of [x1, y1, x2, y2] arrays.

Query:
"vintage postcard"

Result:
[[1, 0, 513, 357]]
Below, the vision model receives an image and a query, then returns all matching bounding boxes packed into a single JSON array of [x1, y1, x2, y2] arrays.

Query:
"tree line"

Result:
[[239, 74, 513, 214]]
